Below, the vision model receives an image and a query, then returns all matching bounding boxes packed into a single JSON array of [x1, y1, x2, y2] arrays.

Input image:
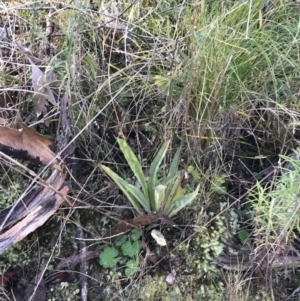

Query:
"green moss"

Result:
[[0, 174, 27, 210], [47, 282, 80, 301], [182, 215, 229, 272], [138, 275, 187, 301], [0, 244, 27, 271]]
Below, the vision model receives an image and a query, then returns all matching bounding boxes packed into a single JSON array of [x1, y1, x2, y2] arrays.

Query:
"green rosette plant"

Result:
[[100, 139, 199, 217]]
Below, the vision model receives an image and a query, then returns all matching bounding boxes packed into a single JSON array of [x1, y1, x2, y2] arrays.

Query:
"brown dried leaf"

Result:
[[109, 214, 159, 236], [109, 213, 178, 236], [0, 124, 60, 169], [156, 214, 178, 228]]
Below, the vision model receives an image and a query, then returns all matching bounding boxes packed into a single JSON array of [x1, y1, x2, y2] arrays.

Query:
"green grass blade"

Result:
[[148, 140, 170, 211], [100, 164, 149, 214], [168, 184, 200, 217], [117, 138, 150, 209]]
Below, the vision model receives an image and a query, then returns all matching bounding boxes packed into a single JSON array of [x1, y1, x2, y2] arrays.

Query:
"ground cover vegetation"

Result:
[[0, 0, 300, 300]]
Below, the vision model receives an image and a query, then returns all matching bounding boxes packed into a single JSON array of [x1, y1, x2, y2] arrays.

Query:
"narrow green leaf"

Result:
[[187, 166, 200, 182], [163, 147, 181, 204], [148, 140, 170, 211], [167, 147, 181, 179], [163, 171, 180, 186], [117, 138, 150, 208], [101, 164, 149, 214], [168, 184, 200, 217]]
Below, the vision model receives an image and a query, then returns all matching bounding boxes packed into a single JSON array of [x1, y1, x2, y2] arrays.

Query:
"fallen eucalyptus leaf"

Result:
[[31, 61, 57, 115], [23, 54, 58, 122]]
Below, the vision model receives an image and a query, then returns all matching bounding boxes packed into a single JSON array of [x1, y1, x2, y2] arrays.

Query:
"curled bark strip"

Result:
[[0, 124, 61, 170], [0, 187, 43, 229], [0, 169, 66, 230], [0, 186, 68, 254]]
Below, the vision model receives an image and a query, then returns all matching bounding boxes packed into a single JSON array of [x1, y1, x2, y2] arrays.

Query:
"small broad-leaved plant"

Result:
[[99, 228, 142, 277], [100, 139, 199, 217], [99, 246, 119, 269]]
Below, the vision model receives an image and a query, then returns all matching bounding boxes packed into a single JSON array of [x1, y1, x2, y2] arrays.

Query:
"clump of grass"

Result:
[[177, 1, 300, 120]]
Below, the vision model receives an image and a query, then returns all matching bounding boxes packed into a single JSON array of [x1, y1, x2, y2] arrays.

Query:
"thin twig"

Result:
[[74, 211, 88, 301]]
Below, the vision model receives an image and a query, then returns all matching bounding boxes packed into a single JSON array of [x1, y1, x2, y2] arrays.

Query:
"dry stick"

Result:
[[57, 76, 90, 300], [74, 211, 88, 301]]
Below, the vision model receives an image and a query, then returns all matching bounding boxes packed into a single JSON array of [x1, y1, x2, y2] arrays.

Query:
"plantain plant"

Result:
[[100, 139, 199, 217]]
